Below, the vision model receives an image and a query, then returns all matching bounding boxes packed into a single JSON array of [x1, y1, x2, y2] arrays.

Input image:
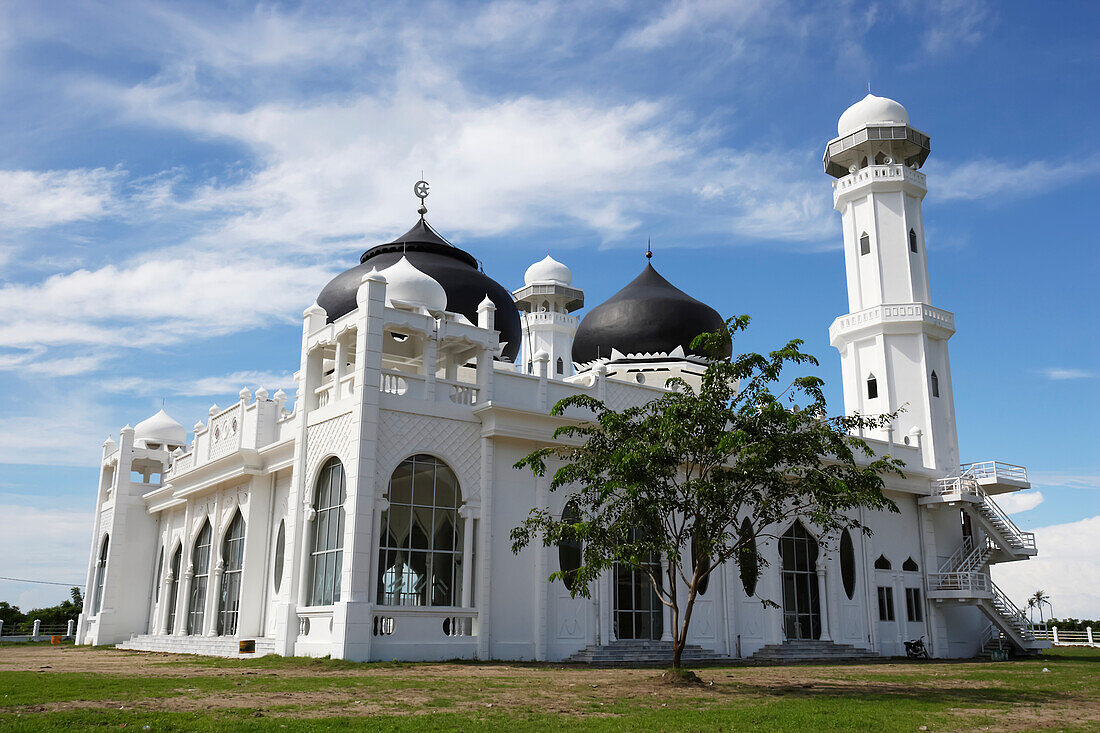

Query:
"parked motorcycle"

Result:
[[904, 636, 930, 659]]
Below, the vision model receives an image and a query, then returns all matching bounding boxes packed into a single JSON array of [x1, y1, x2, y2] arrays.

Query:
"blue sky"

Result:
[[1, 0, 1097, 616]]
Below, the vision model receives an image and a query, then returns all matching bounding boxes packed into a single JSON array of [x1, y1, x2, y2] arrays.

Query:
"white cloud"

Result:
[[1030, 473, 1100, 492], [926, 155, 1100, 203], [0, 395, 114, 466], [0, 495, 94, 610], [0, 254, 332, 350], [995, 490, 1044, 514], [1042, 368, 1095, 380], [619, 0, 769, 51], [0, 168, 123, 230], [104, 369, 297, 398], [920, 0, 991, 56], [994, 514, 1100, 619]]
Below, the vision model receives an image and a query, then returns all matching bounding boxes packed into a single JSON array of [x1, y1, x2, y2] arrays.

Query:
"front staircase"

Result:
[[117, 634, 277, 658], [566, 640, 731, 666], [747, 640, 881, 663], [920, 462, 1049, 654]]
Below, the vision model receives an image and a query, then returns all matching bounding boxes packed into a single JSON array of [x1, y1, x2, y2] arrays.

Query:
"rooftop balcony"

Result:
[[961, 460, 1030, 495]]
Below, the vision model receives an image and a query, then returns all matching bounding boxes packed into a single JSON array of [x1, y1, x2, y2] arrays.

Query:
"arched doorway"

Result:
[[186, 520, 212, 634], [780, 521, 821, 640]]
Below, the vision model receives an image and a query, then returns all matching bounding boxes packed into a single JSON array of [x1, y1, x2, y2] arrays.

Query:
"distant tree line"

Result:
[[1048, 618, 1099, 631], [0, 588, 83, 633]]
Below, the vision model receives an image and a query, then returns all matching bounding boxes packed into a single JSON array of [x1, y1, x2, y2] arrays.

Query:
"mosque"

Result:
[[77, 94, 1047, 661]]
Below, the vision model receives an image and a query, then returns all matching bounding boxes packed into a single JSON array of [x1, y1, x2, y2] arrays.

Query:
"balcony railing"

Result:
[[379, 370, 479, 406], [961, 461, 1029, 484]]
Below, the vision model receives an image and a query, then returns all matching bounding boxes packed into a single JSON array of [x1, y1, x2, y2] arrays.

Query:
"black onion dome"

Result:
[[572, 262, 730, 363], [316, 219, 522, 361]]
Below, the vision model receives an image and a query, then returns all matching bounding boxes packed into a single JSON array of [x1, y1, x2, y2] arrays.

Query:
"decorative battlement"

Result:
[[829, 302, 955, 345], [832, 164, 927, 204]]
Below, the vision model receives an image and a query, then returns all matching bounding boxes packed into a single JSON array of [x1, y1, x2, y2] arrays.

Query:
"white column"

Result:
[[66, 619, 74, 637], [1087, 626, 1094, 645], [177, 568, 193, 635], [1052, 626, 1059, 644], [816, 566, 831, 642], [334, 337, 347, 399], [32, 619, 41, 638], [159, 570, 175, 634], [423, 329, 438, 401], [460, 506, 476, 608], [206, 560, 224, 636], [534, 477, 549, 661]]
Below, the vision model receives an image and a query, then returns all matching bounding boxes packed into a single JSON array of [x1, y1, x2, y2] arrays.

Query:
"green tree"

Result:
[[1029, 590, 1052, 625], [0, 601, 26, 629], [512, 317, 904, 668]]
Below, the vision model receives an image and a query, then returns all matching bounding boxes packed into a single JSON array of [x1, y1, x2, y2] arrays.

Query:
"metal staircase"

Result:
[[921, 463, 1049, 653]]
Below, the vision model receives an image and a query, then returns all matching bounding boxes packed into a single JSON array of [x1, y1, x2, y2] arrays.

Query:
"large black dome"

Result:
[[572, 262, 730, 363], [316, 219, 521, 361]]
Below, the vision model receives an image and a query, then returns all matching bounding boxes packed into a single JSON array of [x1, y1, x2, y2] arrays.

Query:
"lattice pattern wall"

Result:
[[375, 410, 481, 501], [208, 404, 242, 461], [305, 412, 355, 487]]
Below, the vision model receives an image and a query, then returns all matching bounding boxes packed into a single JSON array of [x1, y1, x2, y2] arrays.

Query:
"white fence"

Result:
[[0, 618, 75, 642], [1033, 626, 1098, 647]]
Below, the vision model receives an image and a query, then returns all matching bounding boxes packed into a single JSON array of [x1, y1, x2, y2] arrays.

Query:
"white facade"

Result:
[[78, 95, 1046, 661]]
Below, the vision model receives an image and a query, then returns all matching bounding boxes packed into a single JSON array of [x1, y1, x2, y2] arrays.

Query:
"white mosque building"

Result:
[[77, 94, 1047, 662]]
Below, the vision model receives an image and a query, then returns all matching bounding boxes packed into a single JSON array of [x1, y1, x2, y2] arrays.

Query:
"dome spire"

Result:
[[646, 237, 652, 260], [414, 178, 429, 219]]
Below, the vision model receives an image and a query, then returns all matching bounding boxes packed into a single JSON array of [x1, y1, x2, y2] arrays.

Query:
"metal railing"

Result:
[[930, 475, 1036, 552], [962, 461, 1029, 483], [929, 570, 991, 594]]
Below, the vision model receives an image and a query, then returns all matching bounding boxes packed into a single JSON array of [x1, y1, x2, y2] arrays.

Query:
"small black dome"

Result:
[[316, 219, 522, 361], [572, 262, 729, 363]]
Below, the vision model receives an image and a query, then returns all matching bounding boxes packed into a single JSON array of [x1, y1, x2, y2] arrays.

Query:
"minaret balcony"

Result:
[[832, 164, 927, 205], [829, 302, 955, 346], [521, 311, 579, 327]]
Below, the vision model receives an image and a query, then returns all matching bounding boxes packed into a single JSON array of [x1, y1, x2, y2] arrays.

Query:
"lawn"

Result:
[[0, 643, 1097, 731]]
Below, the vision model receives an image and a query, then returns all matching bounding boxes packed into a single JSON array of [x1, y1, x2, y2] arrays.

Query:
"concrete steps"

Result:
[[747, 640, 881, 663], [116, 634, 278, 659], [566, 640, 731, 666]]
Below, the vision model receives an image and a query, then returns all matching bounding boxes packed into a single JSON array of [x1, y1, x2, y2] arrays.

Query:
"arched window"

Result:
[[909, 228, 918, 253], [738, 517, 759, 597], [556, 357, 564, 375], [874, 151, 886, 165], [930, 371, 940, 398], [377, 454, 463, 607], [217, 511, 246, 635], [309, 457, 346, 606], [780, 521, 821, 640], [691, 533, 711, 596], [166, 545, 182, 633], [866, 374, 878, 400], [187, 520, 212, 634], [272, 519, 286, 594], [859, 232, 871, 256], [558, 500, 582, 593], [902, 557, 919, 572], [874, 554, 891, 570], [92, 535, 109, 614], [840, 529, 856, 600], [860, 156, 868, 168]]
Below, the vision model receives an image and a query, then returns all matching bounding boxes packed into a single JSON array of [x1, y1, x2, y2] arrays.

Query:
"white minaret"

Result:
[[512, 255, 584, 378], [826, 94, 959, 471]]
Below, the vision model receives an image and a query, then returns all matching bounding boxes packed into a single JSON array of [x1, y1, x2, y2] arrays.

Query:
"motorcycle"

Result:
[[904, 636, 930, 659]]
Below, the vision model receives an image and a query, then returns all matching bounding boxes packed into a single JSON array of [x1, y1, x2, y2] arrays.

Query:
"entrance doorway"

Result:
[[614, 553, 663, 640], [780, 522, 821, 640]]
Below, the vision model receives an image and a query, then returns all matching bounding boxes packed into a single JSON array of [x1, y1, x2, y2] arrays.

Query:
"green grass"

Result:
[[0, 647, 1096, 731]]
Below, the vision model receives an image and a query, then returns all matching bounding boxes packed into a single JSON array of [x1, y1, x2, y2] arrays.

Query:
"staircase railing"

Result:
[[928, 570, 991, 594], [930, 475, 1036, 553], [989, 580, 1038, 640]]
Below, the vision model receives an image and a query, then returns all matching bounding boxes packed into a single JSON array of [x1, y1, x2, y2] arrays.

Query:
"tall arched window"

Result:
[[187, 520, 212, 634], [859, 232, 871, 256], [840, 529, 856, 600], [166, 545, 182, 633], [273, 519, 286, 595], [930, 371, 940, 398], [738, 517, 759, 597], [92, 535, 109, 614], [556, 357, 564, 375], [377, 454, 463, 607], [217, 511, 246, 635], [309, 457, 346, 606], [780, 521, 821, 640], [909, 228, 918, 253], [558, 500, 582, 593], [866, 374, 878, 400]]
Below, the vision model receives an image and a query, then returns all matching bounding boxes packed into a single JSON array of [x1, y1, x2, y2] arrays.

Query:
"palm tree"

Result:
[[1029, 590, 1052, 625], [1026, 597, 1037, 623]]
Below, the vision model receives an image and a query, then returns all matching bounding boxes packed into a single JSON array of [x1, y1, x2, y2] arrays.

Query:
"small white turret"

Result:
[[133, 409, 187, 451], [513, 254, 585, 379]]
